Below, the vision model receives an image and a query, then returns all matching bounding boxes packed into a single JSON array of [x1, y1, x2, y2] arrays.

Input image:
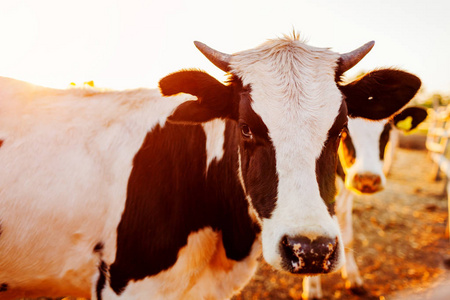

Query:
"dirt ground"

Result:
[[234, 146, 450, 300]]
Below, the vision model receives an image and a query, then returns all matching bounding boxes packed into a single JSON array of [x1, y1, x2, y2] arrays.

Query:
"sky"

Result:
[[0, 0, 449, 96]]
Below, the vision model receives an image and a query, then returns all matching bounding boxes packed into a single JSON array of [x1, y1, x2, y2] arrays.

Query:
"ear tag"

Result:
[[396, 116, 413, 131]]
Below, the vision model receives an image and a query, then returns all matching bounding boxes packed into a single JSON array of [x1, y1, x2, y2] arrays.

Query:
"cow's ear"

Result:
[[340, 69, 421, 120], [159, 70, 235, 124], [393, 106, 428, 131]]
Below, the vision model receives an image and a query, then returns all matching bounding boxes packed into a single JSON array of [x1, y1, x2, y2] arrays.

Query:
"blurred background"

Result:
[[4, 0, 449, 299], [0, 0, 449, 99]]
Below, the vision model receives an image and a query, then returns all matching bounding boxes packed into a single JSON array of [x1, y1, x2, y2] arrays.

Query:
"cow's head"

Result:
[[158, 35, 421, 275], [340, 105, 427, 194]]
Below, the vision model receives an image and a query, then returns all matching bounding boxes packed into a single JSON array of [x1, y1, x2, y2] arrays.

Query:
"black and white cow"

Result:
[[303, 105, 427, 299], [0, 35, 420, 299]]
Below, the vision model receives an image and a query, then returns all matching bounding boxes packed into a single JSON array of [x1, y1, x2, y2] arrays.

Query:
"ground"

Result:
[[234, 146, 450, 300]]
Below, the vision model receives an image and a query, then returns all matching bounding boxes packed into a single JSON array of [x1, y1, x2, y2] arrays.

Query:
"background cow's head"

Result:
[[339, 105, 427, 194], [159, 35, 421, 275]]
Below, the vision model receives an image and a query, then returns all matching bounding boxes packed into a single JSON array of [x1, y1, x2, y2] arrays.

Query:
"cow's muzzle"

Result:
[[280, 235, 339, 274], [351, 172, 383, 194]]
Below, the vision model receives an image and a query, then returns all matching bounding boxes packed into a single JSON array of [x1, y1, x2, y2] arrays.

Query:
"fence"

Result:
[[426, 106, 450, 240]]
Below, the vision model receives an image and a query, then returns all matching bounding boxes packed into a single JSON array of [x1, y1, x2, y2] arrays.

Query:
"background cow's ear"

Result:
[[393, 106, 428, 131], [340, 69, 421, 120], [159, 69, 235, 124]]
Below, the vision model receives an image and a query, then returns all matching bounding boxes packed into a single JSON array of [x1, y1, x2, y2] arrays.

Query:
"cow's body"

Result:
[[0, 79, 262, 299], [302, 106, 427, 299], [0, 79, 179, 298], [0, 35, 421, 299]]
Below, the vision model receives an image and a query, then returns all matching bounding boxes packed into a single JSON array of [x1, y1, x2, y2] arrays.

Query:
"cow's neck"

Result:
[[109, 120, 258, 293]]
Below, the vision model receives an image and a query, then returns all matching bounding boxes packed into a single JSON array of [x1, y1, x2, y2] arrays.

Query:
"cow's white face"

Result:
[[339, 106, 428, 195], [160, 34, 421, 275], [231, 39, 346, 273], [339, 118, 389, 194]]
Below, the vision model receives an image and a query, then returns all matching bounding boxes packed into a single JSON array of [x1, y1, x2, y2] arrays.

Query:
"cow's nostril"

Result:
[[280, 235, 338, 274]]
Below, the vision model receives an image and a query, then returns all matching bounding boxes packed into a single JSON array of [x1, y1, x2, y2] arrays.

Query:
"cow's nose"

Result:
[[280, 235, 338, 274], [352, 172, 382, 194]]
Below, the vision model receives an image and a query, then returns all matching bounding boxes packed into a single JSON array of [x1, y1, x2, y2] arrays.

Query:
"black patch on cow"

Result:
[[0, 283, 8, 292], [379, 122, 392, 160], [96, 260, 107, 300], [237, 91, 278, 219], [393, 106, 428, 131], [109, 121, 258, 294], [316, 102, 348, 215], [93, 242, 104, 253]]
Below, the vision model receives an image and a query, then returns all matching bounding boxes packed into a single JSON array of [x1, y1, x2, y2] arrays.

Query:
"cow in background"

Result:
[[303, 106, 428, 299], [0, 34, 421, 299]]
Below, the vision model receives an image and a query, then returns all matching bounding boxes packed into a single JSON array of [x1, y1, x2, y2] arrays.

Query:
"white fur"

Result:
[[100, 228, 261, 300], [335, 184, 363, 290], [202, 119, 226, 171], [340, 117, 388, 190], [231, 36, 345, 271], [302, 180, 364, 299], [0, 77, 190, 299]]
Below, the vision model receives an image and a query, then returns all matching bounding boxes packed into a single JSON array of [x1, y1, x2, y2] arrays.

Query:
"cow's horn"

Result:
[[338, 41, 375, 74], [194, 41, 231, 72]]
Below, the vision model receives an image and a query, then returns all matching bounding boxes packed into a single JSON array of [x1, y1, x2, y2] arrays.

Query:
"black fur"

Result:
[[160, 70, 237, 123], [393, 106, 428, 131], [379, 122, 392, 160], [0, 283, 8, 292], [237, 91, 278, 219], [109, 122, 259, 294], [93, 242, 104, 253], [340, 69, 421, 120], [96, 260, 107, 300], [316, 102, 348, 215]]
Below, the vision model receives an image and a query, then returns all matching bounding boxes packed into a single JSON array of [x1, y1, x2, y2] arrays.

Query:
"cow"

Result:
[[0, 34, 421, 300], [302, 105, 427, 299]]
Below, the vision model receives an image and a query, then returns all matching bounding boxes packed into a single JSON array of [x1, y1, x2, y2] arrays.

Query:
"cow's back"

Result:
[[0, 78, 189, 298]]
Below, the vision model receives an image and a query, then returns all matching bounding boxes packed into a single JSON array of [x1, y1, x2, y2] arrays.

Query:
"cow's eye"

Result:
[[241, 124, 253, 139]]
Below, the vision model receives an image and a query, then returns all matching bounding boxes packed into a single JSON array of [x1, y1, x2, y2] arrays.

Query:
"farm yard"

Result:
[[235, 135, 450, 299], [3, 0, 450, 299]]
